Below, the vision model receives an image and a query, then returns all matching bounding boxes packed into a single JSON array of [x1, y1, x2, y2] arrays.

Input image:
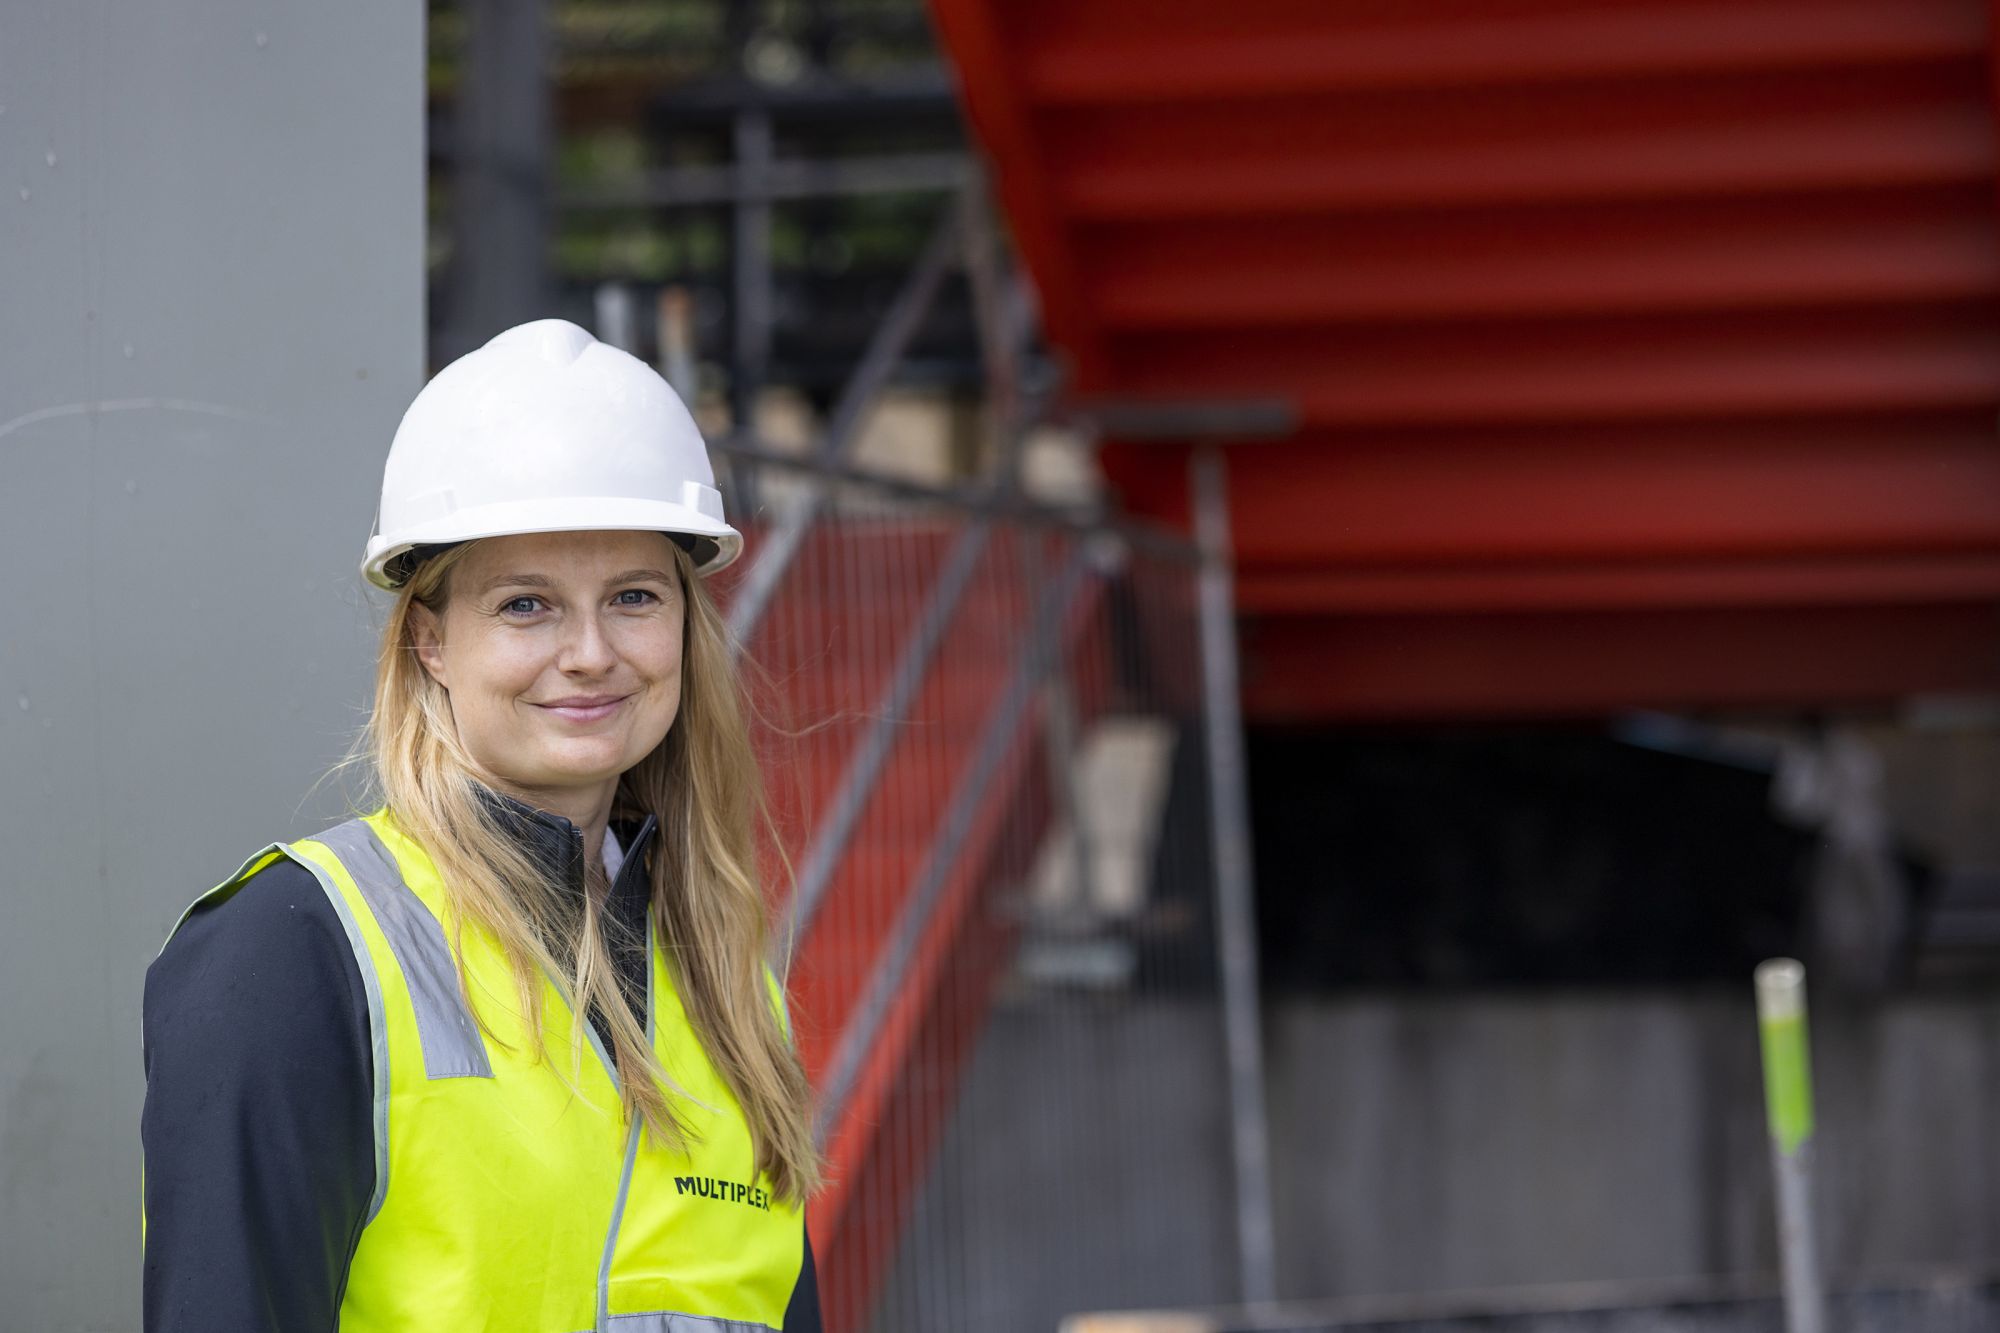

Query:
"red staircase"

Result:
[[927, 0, 2000, 721], [717, 516, 1115, 1331]]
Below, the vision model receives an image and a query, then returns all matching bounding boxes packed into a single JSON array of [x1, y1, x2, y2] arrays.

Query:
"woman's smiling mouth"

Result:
[[534, 694, 631, 724]]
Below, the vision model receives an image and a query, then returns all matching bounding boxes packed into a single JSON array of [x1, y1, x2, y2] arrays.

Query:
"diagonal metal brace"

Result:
[[724, 199, 967, 653], [813, 541, 1095, 1143], [780, 518, 994, 940]]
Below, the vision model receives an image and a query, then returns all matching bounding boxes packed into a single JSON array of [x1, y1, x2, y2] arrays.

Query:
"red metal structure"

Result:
[[927, 0, 2000, 721]]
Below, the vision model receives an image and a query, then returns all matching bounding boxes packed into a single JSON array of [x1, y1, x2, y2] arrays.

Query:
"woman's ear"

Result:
[[409, 603, 449, 687]]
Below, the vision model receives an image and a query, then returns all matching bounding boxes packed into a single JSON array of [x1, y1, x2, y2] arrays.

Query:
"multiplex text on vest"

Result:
[[674, 1175, 773, 1210]]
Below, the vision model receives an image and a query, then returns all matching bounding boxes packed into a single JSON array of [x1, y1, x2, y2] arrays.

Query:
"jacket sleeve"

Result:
[[141, 859, 375, 1333], [785, 1227, 823, 1332]]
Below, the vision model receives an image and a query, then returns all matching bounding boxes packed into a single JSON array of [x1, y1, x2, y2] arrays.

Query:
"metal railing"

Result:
[[626, 180, 1271, 1333]]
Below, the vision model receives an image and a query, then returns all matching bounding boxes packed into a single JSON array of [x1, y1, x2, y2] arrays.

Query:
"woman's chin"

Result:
[[501, 748, 635, 793]]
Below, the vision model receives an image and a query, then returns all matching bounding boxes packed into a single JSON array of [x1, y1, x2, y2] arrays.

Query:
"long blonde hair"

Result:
[[366, 538, 821, 1203]]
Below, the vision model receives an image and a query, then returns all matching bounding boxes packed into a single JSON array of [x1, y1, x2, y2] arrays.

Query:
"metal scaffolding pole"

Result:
[[730, 105, 774, 431], [724, 199, 963, 649], [1192, 444, 1279, 1305], [722, 0, 773, 515], [447, 0, 551, 356]]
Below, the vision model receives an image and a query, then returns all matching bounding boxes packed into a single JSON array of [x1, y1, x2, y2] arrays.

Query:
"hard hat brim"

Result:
[[362, 496, 744, 590]]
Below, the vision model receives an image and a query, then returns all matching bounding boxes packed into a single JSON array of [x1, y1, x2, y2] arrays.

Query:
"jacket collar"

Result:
[[473, 783, 659, 899]]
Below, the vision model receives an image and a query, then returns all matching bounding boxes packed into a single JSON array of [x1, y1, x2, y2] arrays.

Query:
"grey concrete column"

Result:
[[0, 3, 423, 1326]]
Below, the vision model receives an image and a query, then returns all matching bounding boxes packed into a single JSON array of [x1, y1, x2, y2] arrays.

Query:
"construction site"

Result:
[[7, 1, 2000, 1330]]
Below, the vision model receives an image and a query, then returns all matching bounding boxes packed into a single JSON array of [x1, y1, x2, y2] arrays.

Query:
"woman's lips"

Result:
[[535, 695, 629, 724]]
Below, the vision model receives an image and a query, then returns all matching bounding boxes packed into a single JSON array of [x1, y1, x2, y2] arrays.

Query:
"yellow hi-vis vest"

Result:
[[167, 810, 805, 1333]]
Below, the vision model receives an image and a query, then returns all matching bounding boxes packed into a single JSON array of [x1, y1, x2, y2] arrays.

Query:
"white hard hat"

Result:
[[362, 318, 743, 590]]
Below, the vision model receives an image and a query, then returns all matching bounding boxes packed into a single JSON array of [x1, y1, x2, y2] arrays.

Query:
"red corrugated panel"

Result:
[[927, 0, 2000, 720]]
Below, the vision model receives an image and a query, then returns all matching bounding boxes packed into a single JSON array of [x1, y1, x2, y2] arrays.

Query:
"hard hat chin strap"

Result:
[[384, 542, 465, 591]]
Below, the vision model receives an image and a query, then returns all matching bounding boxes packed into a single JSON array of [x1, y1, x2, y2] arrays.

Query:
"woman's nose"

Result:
[[558, 611, 619, 675]]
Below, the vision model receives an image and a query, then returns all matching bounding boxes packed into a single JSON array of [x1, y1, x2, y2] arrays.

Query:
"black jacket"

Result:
[[141, 796, 822, 1332]]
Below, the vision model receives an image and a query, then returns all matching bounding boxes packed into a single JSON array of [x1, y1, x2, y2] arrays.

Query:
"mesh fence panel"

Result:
[[711, 452, 1240, 1333]]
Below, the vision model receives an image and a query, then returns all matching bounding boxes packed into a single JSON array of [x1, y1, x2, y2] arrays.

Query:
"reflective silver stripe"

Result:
[[312, 819, 494, 1080], [604, 1314, 776, 1333], [596, 1122, 643, 1332], [595, 913, 651, 1331], [273, 839, 394, 1224], [588, 918, 783, 1333]]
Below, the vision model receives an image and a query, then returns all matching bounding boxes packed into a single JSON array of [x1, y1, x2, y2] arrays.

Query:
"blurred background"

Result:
[[7, 1, 2000, 1329]]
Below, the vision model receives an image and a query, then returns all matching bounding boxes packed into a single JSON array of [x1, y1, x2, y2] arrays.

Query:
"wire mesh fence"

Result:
[[711, 447, 1241, 1332]]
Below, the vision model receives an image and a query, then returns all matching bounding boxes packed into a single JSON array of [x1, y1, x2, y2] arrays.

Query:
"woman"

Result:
[[141, 319, 823, 1332]]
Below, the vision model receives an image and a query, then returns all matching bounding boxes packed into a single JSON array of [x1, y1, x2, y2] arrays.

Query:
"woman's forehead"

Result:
[[455, 530, 683, 584]]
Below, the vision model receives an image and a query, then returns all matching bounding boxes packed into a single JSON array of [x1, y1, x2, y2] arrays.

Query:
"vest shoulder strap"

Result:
[[304, 818, 493, 1082], [158, 821, 412, 1225]]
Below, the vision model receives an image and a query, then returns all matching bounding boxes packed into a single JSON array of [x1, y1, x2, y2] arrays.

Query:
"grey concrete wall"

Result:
[[1269, 991, 2000, 1300], [877, 986, 2000, 1330], [0, 5, 422, 1326]]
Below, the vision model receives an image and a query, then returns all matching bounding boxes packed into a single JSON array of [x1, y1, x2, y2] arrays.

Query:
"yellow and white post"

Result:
[[1755, 958, 1826, 1333]]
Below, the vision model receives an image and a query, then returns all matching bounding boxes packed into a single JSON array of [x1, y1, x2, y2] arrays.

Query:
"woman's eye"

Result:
[[500, 596, 543, 616], [613, 589, 658, 607]]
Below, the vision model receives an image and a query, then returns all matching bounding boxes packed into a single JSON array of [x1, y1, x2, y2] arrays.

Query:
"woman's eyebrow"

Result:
[[478, 572, 555, 593], [607, 568, 677, 586]]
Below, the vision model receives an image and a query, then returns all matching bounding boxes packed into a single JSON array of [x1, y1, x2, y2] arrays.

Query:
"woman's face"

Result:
[[410, 529, 686, 813]]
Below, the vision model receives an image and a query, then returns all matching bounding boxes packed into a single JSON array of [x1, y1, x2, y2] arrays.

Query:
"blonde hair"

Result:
[[366, 538, 821, 1203]]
